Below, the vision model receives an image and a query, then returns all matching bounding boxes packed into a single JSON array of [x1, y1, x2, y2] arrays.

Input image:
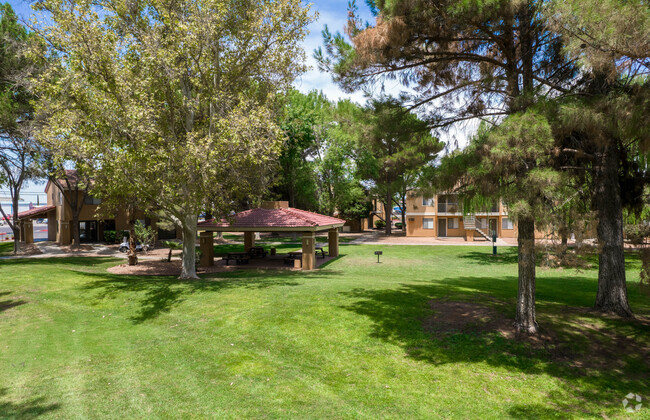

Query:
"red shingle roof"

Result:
[[17, 205, 55, 220], [198, 207, 345, 230]]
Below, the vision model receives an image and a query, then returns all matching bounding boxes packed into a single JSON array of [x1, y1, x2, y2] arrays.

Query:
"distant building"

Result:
[[405, 193, 545, 240], [16, 170, 179, 245]]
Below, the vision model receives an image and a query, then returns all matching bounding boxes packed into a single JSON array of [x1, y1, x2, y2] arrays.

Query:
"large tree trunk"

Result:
[[12, 195, 20, 254], [71, 213, 81, 249], [594, 144, 633, 317], [127, 218, 138, 266], [515, 216, 539, 335], [384, 190, 392, 236], [401, 195, 406, 231], [180, 213, 199, 280]]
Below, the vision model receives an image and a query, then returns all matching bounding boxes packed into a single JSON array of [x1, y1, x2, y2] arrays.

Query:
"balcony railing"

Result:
[[437, 203, 460, 213]]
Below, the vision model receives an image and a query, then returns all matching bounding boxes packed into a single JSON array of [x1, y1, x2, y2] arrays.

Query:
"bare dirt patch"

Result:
[[16, 243, 42, 256], [107, 259, 237, 276], [424, 298, 650, 372]]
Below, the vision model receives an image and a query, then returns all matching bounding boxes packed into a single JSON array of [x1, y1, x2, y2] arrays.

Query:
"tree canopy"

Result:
[[33, 0, 314, 278]]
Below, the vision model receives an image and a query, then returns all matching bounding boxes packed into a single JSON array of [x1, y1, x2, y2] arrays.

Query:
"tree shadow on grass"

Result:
[[0, 388, 60, 419], [340, 278, 650, 417], [0, 291, 27, 314], [0, 256, 119, 268], [458, 247, 520, 265], [80, 268, 343, 324]]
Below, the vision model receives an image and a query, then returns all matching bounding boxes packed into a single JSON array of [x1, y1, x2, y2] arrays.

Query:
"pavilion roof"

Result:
[[197, 207, 345, 232], [17, 205, 56, 220]]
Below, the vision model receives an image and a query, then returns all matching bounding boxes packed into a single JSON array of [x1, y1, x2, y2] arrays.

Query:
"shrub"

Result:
[[103, 230, 117, 243], [134, 221, 155, 253], [374, 219, 386, 229], [624, 223, 650, 245], [395, 222, 403, 229]]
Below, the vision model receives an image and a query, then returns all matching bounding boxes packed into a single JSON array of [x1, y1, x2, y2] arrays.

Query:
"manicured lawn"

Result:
[[222, 233, 356, 244], [0, 242, 13, 256], [0, 245, 647, 418]]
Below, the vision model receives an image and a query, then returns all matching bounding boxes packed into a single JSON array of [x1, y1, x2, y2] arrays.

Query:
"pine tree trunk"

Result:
[[384, 190, 392, 236], [515, 216, 539, 335], [180, 213, 199, 280], [594, 144, 633, 317]]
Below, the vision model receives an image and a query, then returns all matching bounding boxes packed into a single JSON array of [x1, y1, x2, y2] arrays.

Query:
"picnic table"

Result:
[[284, 251, 302, 265], [316, 247, 327, 259], [224, 252, 249, 265], [248, 246, 268, 259]]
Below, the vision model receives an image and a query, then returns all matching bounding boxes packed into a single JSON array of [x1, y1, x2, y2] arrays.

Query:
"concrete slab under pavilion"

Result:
[[197, 201, 345, 270]]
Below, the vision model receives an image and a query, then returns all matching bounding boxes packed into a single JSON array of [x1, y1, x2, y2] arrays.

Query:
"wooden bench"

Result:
[[224, 252, 249, 265]]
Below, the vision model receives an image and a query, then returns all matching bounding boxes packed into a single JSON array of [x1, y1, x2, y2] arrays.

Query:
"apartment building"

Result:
[[404, 193, 517, 240]]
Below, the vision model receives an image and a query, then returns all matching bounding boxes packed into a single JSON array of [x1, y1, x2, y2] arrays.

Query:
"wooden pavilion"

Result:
[[197, 201, 346, 270]]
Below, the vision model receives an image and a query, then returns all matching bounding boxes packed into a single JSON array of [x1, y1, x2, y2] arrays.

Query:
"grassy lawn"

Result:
[[0, 245, 647, 418], [0, 242, 13, 256], [222, 233, 356, 244]]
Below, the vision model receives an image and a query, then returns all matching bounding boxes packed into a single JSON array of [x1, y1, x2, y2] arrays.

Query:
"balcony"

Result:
[[437, 203, 460, 213]]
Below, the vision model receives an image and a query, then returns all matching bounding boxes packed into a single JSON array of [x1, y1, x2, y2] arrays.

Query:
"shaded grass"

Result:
[[0, 242, 13, 256], [0, 245, 647, 418], [222, 233, 355, 244]]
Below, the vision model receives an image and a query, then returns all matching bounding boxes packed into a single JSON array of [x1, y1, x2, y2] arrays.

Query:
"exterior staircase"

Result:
[[463, 216, 492, 241]]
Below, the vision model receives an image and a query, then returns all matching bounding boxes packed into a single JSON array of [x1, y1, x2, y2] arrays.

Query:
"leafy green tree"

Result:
[[355, 98, 442, 235], [0, 3, 43, 254], [33, 0, 313, 279], [276, 90, 327, 210], [275, 91, 371, 220]]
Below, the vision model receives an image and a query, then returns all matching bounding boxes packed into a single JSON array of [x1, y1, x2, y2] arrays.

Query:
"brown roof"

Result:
[[44, 170, 87, 193], [198, 207, 345, 231], [17, 205, 55, 220]]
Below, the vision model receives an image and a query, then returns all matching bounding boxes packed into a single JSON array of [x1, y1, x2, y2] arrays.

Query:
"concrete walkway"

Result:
[[349, 230, 516, 246], [0, 241, 125, 260]]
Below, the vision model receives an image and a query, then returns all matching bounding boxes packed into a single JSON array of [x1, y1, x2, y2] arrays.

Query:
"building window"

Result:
[[422, 197, 435, 206], [447, 218, 459, 229], [58, 191, 63, 205], [84, 195, 101, 205], [502, 218, 514, 230], [423, 218, 434, 229]]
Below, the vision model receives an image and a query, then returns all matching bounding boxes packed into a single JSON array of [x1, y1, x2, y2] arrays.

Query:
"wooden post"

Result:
[[465, 229, 474, 242], [24, 220, 34, 244], [244, 231, 255, 252], [18, 220, 24, 242], [301, 231, 316, 270], [199, 231, 214, 267], [328, 228, 339, 257]]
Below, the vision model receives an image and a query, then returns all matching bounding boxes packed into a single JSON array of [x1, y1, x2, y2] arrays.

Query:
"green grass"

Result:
[[0, 242, 13, 256], [222, 233, 356, 244], [0, 246, 648, 418]]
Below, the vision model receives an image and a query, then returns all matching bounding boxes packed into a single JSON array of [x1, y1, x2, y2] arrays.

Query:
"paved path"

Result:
[[349, 230, 516, 246]]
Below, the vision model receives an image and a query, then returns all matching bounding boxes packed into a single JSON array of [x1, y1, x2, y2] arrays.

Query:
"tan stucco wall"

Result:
[[406, 215, 437, 237]]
